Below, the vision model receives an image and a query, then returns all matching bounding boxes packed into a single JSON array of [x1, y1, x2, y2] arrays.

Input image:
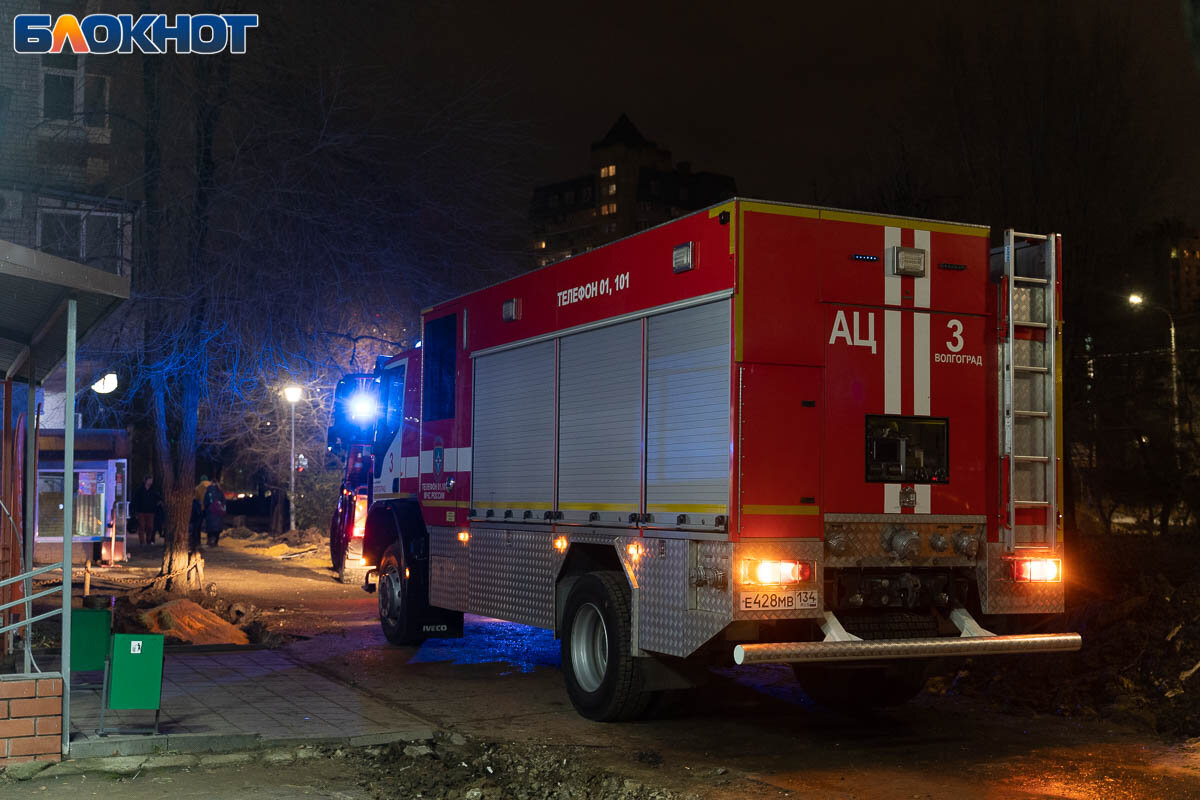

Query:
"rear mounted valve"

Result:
[[953, 530, 980, 558], [882, 526, 920, 560]]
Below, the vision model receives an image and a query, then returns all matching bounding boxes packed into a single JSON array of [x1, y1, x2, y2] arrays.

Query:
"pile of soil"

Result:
[[139, 598, 249, 646], [113, 586, 283, 647], [348, 732, 697, 800], [950, 533, 1200, 737]]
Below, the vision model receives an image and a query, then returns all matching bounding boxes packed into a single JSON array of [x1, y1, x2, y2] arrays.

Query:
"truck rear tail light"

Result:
[[740, 559, 813, 586], [1011, 558, 1061, 582], [351, 495, 368, 538]]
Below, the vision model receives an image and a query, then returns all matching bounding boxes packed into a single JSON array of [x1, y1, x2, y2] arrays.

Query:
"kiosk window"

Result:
[[865, 415, 949, 484]]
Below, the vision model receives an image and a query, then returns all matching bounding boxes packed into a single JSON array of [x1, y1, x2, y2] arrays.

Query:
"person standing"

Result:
[[202, 478, 227, 547], [189, 475, 211, 553], [131, 475, 159, 547]]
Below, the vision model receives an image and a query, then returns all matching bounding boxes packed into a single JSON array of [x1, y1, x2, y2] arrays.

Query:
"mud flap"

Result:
[[419, 606, 464, 638]]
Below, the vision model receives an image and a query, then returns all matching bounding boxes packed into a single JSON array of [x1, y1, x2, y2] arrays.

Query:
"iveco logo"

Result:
[[423, 624, 448, 632]]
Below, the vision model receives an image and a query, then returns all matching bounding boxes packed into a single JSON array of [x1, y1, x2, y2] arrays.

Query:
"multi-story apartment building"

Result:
[[0, 1, 139, 279], [530, 115, 735, 266]]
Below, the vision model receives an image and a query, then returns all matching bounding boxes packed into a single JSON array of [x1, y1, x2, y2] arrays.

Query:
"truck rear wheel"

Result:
[[561, 571, 654, 721], [378, 542, 426, 645]]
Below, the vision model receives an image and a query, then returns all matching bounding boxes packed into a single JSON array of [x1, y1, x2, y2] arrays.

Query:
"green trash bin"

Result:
[[99, 633, 164, 736], [70, 608, 112, 673]]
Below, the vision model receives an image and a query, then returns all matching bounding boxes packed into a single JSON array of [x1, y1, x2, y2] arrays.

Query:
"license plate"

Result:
[[738, 590, 819, 611]]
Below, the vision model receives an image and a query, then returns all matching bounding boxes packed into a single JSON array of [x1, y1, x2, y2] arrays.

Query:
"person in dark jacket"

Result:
[[202, 479, 227, 547], [131, 475, 160, 547]]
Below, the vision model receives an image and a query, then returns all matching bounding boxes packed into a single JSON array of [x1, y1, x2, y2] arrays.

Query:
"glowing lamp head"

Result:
[[91, 372, 118, 394], [283, 385, 302, 403], [1128, 293, 1144, 307], [347, 392, 378, 423]]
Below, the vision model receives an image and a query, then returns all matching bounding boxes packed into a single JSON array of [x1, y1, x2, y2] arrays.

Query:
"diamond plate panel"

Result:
[[1013, 371, 1046, 412], [1013, 461, 1047, 501], [1012, 285, 1046, 323], [466, 526, 559, 628], [731, 539, 825, 620], [619, 537, 734, 658], [1012, 339, 1044, 368], [429, 526, 467, 610], [822, 520, 984, 568], [1013, 416, 1045, 456], [978, 542, 1065, 614]]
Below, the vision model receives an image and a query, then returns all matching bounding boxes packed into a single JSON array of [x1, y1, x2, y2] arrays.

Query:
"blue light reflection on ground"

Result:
[[409, 614, 561, 673]]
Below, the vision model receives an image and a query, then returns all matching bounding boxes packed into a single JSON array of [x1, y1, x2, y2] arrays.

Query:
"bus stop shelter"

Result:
[[0, 238, 130, 758]]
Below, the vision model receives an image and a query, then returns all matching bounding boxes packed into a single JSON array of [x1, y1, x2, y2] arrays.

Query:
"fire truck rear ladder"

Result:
[[1002, 230, 1058, 552]]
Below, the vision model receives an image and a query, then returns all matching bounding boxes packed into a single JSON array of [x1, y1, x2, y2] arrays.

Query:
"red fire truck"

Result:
[[326, 356, 420, 584], [337, 199, 1082, 720]]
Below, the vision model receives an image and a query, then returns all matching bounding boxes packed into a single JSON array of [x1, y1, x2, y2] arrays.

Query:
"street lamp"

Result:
[[1128, 293, 1180, 450], [283, 385, 302, 531]]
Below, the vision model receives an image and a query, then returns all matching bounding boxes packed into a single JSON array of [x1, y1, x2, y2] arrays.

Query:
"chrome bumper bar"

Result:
[[733, 632, 1082, 665], [732, 608, 1081, 665]]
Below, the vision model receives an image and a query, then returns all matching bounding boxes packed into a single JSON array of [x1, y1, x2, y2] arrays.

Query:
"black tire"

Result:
[[338, 563, 368, 586], [377, 542, 426, 645], [561, 571, 655, 721], [792, 661, 929, 709]]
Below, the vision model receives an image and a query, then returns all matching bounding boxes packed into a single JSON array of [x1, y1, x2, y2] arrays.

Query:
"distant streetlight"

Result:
[[284, 385, 301, 531], [1128, 294, 1179, 455], [90, 372, 118, 394]]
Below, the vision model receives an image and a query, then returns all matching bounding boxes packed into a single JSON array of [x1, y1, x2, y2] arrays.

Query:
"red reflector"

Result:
[[351, 495, 368, 538], [1012, 558, 1061, 582]]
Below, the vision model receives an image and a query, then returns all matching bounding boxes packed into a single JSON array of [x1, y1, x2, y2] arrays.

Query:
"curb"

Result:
[[10, 729, 435, 780], [63, 726, 435, 760]]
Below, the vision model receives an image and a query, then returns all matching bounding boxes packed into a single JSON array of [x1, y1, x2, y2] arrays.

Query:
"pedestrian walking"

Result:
[[203, 478, 227, 547], [131, 475, 159, 547]]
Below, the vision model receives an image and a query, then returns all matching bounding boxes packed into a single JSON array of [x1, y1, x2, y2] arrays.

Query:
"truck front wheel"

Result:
[[377, 543, 426, 646], [561, 571, 654, 721]]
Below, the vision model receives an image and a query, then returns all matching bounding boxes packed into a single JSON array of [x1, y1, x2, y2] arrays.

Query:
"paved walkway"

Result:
[[66, 647, 433, 758]]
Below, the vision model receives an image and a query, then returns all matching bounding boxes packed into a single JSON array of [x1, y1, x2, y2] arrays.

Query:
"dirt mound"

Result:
[[138, 598, 250, 646], [349, 732, 697, 800], [949, 533, 1200, 737]]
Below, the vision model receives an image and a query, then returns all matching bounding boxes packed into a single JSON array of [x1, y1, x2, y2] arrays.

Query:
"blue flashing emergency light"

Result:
[[348, 392, 379, 423]]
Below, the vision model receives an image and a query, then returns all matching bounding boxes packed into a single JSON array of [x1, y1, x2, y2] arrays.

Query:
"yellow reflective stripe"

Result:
[[645, 503, 727, 513], [1055, 319, 1065, 542], [735, 201, 745, 361], [742, 504, 821, 516], [374, 492, 414, 501], [740, 200, 821, 219], [819, 209, 989, 238], [559, 502, 636, 511], [707, 201, 737, 255], [471, 501, 553, 510], [421, 500, 460, 508]]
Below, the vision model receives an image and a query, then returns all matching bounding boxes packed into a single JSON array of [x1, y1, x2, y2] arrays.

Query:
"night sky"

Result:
[[382, 0, 1200, 221]]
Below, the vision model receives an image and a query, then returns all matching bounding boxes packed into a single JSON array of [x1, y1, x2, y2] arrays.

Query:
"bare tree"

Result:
[[84, 2, 528, 590]]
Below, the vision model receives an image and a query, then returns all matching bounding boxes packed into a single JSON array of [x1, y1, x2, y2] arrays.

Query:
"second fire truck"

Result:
[[330, 198, 1081, 720]]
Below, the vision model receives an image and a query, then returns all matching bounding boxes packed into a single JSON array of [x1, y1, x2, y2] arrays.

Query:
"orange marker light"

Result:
[[1012, 558, 1061, 582], [553, 536, 568, 552], [457, 531, 470, 544], [626, 542, 642, 560]]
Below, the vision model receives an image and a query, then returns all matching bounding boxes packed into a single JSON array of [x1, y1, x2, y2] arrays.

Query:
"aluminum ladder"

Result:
[[999, 230, 1060, 550]]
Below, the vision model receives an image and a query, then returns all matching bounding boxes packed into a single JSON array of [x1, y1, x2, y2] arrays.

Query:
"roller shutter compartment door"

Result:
[[645, 300, 731, 528], [472, 341, 556, 518], [558, 320, 642, 524]]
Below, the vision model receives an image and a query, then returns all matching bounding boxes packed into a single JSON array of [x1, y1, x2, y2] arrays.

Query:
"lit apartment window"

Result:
[[606, 183, 617, 196], [601, 203, 618, 216], [600, 164, 616, 178], [536, 240, 546, 249], [609, 203, 617, 214]]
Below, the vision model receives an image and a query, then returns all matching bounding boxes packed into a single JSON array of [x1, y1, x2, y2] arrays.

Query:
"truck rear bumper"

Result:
[[733, 631, 1082, 665], [732, 608, 1081, 665]]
